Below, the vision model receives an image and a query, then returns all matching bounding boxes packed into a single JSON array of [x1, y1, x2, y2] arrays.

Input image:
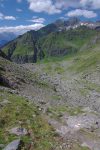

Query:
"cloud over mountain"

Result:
[[0, 24, 44, 34]]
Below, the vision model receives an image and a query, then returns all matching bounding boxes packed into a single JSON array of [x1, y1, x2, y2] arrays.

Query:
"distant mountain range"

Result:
[[0, 32, 17, 47], [1, 17, 100, 63]]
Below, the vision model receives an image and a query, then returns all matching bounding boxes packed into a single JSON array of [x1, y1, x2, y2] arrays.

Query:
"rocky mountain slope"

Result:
[[0, 31, 100, 150], [2, 18, 100, 63], [0, 55, 64, 150], [22, 34, 100, 150]]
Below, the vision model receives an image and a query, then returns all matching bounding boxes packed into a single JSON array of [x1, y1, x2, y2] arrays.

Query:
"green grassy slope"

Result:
[[67, 40, 100, 73], [3, 32, 36, 55], [39, 26, 97, 57], [1, 35, 99, 150], [0, 55, 91, 150], [0, 89, 61, 150], [2, 25, 98, 63], [0, 88, 90, 150], [0, 56, 61, 150]]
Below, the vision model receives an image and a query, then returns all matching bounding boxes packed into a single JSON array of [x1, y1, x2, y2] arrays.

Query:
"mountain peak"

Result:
[[54, 17, 80, 27]]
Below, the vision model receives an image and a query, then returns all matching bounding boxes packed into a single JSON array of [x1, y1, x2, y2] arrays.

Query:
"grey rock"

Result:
[[0, 100, 11, 108], [0, 144, 5, 148], [3, 139, 24, 150], [0, 100, 10, 105], [9, 127, 27, 136]]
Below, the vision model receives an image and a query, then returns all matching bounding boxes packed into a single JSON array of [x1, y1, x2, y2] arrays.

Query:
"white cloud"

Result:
[[28, 17, 45, 23], [80, 0, 100, 9], [26, 0, 100, 15], [55, 0, 80, 9], [67, 9, 97, 18], [0, 12, 16, 20], [27, 0, 61, 14], [55, 0, 100, 10], [0, 24, 44, 35], [4, 16, 16, 20], [16, 8, 23, 12]]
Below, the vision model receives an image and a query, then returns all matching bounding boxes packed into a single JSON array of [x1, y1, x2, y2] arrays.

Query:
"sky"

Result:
[[0, 0, 100, 34]]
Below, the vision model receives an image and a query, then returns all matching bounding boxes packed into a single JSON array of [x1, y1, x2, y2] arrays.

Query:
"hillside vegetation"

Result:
[[0, 53, 95, 150], [0, 18, 100, 150], [2, 18, 99, 63]]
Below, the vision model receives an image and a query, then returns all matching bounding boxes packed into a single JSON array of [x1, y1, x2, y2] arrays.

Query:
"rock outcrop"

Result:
[[3, 139, 24, 150]]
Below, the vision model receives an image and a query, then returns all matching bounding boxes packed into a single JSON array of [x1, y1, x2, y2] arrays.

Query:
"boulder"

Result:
[[3, 139, 24, 150], [0, 144, 5, 149], [9, 127, 27, 136]]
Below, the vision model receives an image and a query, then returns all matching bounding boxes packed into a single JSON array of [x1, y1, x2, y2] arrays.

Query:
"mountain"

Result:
[[0, 49, 10, 60], [0, 31, 100, 150], [2, 18, 100, 63], [0, 18, 100, 150], [0, 32, 17, 47], [0, 51, 64, 149], [38, 26, 97, 57]]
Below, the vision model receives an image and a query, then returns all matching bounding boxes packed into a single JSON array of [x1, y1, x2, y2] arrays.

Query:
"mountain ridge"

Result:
[[2, 18, 100, 63]]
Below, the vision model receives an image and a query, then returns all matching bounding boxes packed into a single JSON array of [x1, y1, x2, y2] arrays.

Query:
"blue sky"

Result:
[[0, 0, 100, 34]]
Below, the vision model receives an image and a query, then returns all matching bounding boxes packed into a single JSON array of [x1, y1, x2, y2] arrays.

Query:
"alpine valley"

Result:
[[0, 17, 100, 150]]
